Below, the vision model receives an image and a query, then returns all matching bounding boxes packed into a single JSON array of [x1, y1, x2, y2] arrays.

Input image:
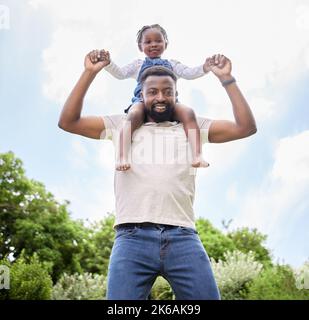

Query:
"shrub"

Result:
[[293, 260, 309, 291], [246, 264, 309, 300], [211, 250, 263, 300], [4, 254, 53, 300], [52, 272, 106, 300], [150, 276, 175, 300]]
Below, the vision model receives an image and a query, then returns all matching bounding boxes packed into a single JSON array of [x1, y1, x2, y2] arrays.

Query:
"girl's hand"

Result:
[[203, 57, 214, 73], [84, 50, 110, 74]]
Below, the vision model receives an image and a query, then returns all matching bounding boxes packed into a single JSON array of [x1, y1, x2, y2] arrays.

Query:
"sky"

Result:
[[0, 0, 309, 268]]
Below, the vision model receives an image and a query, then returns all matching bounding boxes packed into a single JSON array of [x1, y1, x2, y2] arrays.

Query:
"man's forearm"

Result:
[[221, 75, 257, 135], [58, 70, 96, 128]]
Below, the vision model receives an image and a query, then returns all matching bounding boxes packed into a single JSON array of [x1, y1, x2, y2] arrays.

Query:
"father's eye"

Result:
[[165, 90, 173, 96]]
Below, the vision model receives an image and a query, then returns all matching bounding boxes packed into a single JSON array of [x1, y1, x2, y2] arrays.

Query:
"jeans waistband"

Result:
[[115, 222, 178, 230]]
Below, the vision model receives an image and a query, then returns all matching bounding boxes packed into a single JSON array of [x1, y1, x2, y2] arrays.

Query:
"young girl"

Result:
[[96, 24, 212, 171]]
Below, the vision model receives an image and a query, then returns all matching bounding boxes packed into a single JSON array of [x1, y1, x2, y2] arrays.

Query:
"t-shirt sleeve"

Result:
[[100, 114, 125, 141], [197, 117, 213, 144]]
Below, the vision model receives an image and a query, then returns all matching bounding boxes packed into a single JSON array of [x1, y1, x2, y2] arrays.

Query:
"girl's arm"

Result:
[[170, 59, 207, 80], [104, 59, 142, 80]]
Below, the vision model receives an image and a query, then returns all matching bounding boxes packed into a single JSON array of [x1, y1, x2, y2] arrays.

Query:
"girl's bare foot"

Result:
[[116, 158, 131, 171], [191, 155, 209, 168]]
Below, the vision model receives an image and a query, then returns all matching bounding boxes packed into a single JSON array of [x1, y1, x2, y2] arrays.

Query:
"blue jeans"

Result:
[[106, 224, 221, 300]]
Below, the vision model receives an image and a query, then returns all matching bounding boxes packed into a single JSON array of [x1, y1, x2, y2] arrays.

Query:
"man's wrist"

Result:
[[218, 75, 236, 87], [217, 74, 233, 82], [83, 69, 98, 78]]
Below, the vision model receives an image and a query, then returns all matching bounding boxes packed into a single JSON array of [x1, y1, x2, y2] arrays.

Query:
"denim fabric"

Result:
[[106, 224, 221, 300]]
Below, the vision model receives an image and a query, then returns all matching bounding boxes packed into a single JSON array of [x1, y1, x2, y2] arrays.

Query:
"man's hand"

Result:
[[208, 54, 232, 81], [84, 50, 110, 74]]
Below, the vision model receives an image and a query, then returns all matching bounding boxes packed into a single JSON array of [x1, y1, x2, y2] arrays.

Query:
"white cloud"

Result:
[[272, 131, 309, 183], [50, 137, 116, 221], [50, 177, 116, 222], [69, 139, 89, 169], [28, 0, 309, 120], [296, 4, 309, 30], [234, 130, 309, 265], [226, 182, 238, 203]]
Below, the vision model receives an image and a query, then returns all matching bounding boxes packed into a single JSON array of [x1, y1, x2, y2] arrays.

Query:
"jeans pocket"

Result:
[[115, 226, 138, 239], [178, 226, 198, 235]]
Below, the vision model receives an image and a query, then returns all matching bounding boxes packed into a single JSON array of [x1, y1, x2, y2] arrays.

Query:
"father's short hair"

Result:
[[140, 66, 177, 87]]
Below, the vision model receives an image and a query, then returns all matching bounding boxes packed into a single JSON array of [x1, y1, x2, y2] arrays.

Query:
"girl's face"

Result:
[[139, 28, 167, 58]]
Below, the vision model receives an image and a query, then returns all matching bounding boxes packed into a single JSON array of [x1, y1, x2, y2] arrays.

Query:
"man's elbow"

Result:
[[58, 119, 66, 130], [241, 125, 257, 138], [58, 119, 71, 132]]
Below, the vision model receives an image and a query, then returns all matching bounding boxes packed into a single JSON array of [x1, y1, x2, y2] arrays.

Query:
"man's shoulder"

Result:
[[197, 116, 212, 128], [102, 114, 126, 129]]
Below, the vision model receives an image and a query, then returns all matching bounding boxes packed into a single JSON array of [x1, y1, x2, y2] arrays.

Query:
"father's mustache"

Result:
[[148, 103, 175, 122]]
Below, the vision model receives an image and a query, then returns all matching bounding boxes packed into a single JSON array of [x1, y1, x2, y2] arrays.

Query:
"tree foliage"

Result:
[[0, 152, 87, 281], [227, 227, 273, 267], [196, 218, 236, 261]]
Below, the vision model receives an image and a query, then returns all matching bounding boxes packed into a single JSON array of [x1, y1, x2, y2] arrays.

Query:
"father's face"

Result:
[[141, 75, 177, 122]]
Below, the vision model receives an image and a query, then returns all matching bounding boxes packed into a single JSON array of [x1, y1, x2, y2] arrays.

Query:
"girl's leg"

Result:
[[174, 104, 209, 168], [117, 102, 145, 171]]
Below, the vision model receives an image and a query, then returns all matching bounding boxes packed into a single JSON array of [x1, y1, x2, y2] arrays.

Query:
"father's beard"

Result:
[[146, 103, 175, 123]]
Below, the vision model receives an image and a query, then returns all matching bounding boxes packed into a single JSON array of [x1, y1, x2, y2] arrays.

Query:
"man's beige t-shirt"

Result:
[[101, 115, 212, 229]]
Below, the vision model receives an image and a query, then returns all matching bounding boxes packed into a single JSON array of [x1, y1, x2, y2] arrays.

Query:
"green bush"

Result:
[[2, 254, 53, 300], [246, 264, 309, 300], [150, 276, 175, 300], [52, 272, 106, 300], [211, 250, 263, 300], [0, 258, 10, 300]]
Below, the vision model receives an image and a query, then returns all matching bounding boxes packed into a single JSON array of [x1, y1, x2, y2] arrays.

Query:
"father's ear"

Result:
[[176, 91, 179, 97], [140, 92, 144, 102]]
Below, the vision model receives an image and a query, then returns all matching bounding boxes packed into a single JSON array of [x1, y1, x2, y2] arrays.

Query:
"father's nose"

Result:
[[156, 92, 165, 101]]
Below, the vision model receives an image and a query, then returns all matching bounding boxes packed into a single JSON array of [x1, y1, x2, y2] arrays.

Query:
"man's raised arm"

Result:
[[58, 50, 110, 139], [207, 54, 257, 143]]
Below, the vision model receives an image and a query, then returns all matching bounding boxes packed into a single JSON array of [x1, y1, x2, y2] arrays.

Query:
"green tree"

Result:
[[228, 227, 272, 267], [77, 214, 115, 275], [196, 218, 236, 261], [0, 152, 88, 281]]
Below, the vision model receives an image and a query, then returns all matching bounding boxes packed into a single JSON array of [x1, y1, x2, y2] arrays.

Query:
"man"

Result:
[[58, 50, 257, 300]]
